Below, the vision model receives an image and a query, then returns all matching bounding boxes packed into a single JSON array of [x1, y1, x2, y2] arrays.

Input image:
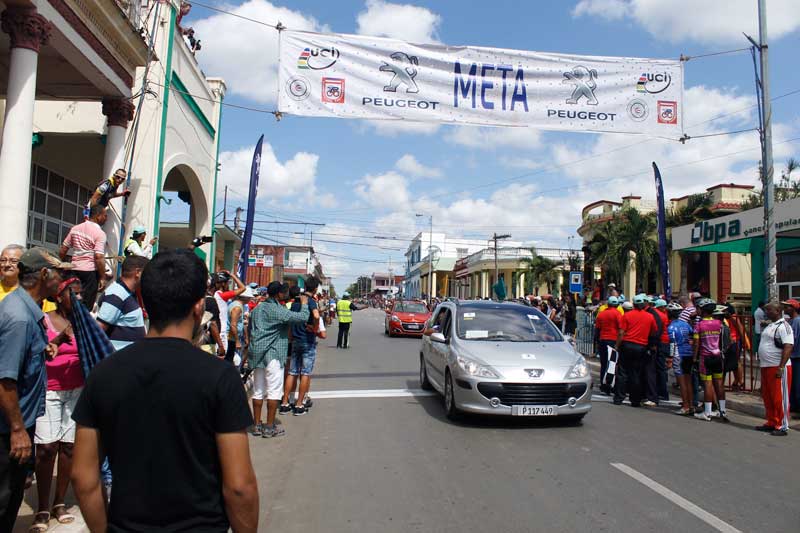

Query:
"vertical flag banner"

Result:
[[237, 135, 263, 281], [653, 162, 671, 300], [278, 30, 684, 136]]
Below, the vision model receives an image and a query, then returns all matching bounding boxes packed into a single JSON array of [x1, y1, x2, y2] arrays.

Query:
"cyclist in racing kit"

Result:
[[667, 302, 694, 416], [692, 298, 728, 422]]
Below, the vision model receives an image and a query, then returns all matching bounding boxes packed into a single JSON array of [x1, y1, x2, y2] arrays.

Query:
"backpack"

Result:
[[774, 321, 792, 349]]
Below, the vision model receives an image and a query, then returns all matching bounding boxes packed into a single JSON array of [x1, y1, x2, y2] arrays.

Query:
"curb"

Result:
[[585, 358, 767, 420]]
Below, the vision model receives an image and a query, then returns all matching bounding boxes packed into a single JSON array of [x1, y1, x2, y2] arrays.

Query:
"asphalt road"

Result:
[[250, 308, 800, 533]]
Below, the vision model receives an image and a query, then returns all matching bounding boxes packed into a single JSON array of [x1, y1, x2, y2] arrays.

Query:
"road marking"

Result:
[[610, 463, 742, 533], [312, 388, 437, 399], [591, 396, 681, 407]]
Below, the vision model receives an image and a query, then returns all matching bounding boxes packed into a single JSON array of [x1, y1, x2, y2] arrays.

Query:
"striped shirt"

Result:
[[678, 305, 696, 324], [63, 220, 106, 272], [97, 281, 146, 350]]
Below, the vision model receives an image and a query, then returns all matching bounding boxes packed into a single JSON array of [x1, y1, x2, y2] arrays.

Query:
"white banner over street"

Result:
[[278, 30, 684, 136]]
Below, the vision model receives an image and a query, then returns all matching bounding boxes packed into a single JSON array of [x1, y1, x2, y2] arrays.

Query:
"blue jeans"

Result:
[[101, 457, 112, 485], [289, 342, 317, 376]]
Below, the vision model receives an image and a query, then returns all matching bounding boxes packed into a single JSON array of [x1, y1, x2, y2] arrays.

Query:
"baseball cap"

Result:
[[633, 293, 647, 304], [248, 282, 258, 289], [608, 296, 619, 305], [781, 299, 800, 310], [343, 291, 350, 297], [654, 299, 667, 308], [132, 225, 146, 236], [266, 281, 286, 296], [18, 247, 73, 273]]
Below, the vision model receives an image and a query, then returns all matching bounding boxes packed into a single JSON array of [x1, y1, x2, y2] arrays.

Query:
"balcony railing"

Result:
[[115, 0, 146, 30]]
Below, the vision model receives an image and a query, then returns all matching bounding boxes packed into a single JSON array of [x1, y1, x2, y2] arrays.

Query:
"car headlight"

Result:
[[391, 315, 401, 323], [566, 356, 589, 379], [456, 355, 499, 378]]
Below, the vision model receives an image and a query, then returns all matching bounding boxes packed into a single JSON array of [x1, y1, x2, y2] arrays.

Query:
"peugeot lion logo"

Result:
[[526, 369, 544, 378], [380, 52, 420, 94], [563, 65, 598, 105]]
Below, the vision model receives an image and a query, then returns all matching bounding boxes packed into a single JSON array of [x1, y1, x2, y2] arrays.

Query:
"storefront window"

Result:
[[777, 249, 800, 301]]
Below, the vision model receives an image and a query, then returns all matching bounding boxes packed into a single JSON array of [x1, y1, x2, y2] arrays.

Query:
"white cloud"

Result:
[[572, 0, 800, 45], [355, 171, 411, 209], [356, 0, 442, 43], [193, 1, 322, 104], [502, 157, 544, 170], [395, 154, 442, 178], [218, 143, 319, 199], [445, 125, 543, 150], [362, 120, 441, 137]]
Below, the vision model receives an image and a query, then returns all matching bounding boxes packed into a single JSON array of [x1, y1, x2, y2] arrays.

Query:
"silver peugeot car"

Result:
[[420, 300, 592, 421]]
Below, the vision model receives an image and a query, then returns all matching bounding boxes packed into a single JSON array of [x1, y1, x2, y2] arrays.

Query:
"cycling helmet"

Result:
[[696, 297, 716, 312], [667, 302, 683, 312], [607, 296, 620, 305], [713, 305, 728, 316], [654, 299, 667, 308]]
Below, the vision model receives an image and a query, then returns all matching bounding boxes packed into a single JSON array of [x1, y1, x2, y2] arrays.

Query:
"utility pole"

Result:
[[416, 213, 434, 304], [223, 186, 228, 225], [491, 233, 511, 298], [758, 0, 777, 301]]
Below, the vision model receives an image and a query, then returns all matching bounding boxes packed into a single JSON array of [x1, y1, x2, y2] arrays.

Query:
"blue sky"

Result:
[[175, 0, 800, 289]]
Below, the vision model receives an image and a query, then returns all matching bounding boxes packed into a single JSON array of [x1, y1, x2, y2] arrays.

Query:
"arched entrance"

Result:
[[157, 163, 211, 261]]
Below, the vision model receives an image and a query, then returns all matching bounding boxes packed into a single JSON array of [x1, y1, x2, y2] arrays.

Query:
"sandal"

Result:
[[51, 504, 75, 525], [29, 511, 49, 532]]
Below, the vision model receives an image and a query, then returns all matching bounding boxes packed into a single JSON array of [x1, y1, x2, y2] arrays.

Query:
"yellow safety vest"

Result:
[[337, 299, 353, 323], [123, 238, 137, 256]]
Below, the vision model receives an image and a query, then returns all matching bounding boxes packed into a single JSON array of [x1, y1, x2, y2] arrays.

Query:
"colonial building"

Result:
[[404, 232, 491, 299], [577, 184, 756, 301], [244, 244, 326, 290], [0, 1, 235, 271]]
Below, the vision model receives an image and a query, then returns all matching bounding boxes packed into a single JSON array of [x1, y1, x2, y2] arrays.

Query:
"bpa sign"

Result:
[[690, 220, 742, 245]]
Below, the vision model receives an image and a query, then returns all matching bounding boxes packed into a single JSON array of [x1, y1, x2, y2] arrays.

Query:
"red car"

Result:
[[385, 300, 431, 337]]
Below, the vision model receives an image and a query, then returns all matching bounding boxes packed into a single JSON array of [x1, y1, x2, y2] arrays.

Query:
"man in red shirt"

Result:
[[614, 294, 658, 407], [652, 299, 671, 403], [594, 296, 622, 394]]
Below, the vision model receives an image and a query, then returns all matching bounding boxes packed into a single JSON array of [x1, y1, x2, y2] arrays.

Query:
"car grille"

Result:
[[477, 383, 588, 406]]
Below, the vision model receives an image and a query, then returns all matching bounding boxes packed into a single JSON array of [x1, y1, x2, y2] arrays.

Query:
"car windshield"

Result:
[[395, 302, 428, 314], [456, 306, 563, 342]]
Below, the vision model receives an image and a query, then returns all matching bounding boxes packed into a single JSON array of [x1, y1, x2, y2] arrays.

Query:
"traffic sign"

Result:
[[569, 272, 583, 294]]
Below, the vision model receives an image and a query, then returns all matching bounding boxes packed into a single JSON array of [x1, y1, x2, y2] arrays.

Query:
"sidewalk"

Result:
[[586, 357, 800, 426]]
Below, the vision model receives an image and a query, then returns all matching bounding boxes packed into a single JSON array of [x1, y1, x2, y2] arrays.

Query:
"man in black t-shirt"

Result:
[[71, 250, 258, 532]]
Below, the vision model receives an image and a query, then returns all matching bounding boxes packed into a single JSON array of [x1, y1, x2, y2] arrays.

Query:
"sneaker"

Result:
[[612, 400, 623, 405], [694, 412, 712, 421], [250, 423, 263, 437], [262, 425, 286, 438], [755, 424, 775, 432], [292, 405, 307, 416], [719, 411, 730, 423], [303, 396, 313, 409], [642, 400, 657, 407], [278, 404, 292, 415], [710, 410, 721, 418], [771, 429, 788, 437], [674, 408, 692, 416]]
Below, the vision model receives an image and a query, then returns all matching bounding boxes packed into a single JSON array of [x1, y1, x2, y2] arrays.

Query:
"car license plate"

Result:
[[406, 324, 420, 330], [512, 405, 556, 416]]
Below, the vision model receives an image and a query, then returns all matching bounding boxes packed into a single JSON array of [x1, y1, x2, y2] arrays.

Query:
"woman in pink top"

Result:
[[31, 278, 84, 531]]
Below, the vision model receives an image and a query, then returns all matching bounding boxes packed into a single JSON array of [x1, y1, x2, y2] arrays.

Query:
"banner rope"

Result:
[[680, 47, 751, 62]]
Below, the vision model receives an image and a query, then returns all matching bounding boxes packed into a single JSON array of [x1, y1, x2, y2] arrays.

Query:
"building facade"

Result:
[[244, 244, 326, 290], [577, 184, 756, 301], [0, 1, 229, 271], [404, 232, 492, 299]]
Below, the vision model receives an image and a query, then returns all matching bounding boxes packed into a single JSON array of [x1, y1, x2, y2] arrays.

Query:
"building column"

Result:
[[101, 97, 135, 262], [481, 271, 489, 298], [0, 7, 51, 248]]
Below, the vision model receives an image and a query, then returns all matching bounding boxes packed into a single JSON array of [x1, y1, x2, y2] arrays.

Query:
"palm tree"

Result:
[[521, 247, 559, 295], [585, 219, 625, 286], [741, 157, 799, 210], [613, 208, 658, 292]]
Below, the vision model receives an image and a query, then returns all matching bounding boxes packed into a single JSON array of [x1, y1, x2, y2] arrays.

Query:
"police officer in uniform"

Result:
[[336, 292, 356, 349]]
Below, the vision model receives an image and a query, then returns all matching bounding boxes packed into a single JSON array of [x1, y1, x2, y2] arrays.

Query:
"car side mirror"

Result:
[[431, 332, 446, 344]]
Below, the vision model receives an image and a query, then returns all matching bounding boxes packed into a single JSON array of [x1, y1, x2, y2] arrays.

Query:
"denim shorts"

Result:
[[289, 342, 317, 376]]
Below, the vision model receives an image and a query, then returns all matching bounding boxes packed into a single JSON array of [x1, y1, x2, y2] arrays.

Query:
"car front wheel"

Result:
[[444, 370, 461, 420]]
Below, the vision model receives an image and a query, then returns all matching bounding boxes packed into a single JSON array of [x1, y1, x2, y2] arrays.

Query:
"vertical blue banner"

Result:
[[653, 162, 672, 300], [237, 135, 264, 281]]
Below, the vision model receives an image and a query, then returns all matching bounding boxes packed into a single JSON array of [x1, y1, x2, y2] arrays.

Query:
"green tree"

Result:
[[741, 157, 799, 210], [614, 207, 658, 293], [521, 247, 559, 295], [585, 220, 625, 287]]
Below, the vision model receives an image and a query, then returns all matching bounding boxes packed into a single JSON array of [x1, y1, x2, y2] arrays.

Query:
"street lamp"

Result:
[[416, 213, 433, 304]]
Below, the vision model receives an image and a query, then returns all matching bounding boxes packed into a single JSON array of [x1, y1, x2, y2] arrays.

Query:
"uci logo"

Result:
[[636, 72, 672, 94], [297, 46, 340, 70]]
